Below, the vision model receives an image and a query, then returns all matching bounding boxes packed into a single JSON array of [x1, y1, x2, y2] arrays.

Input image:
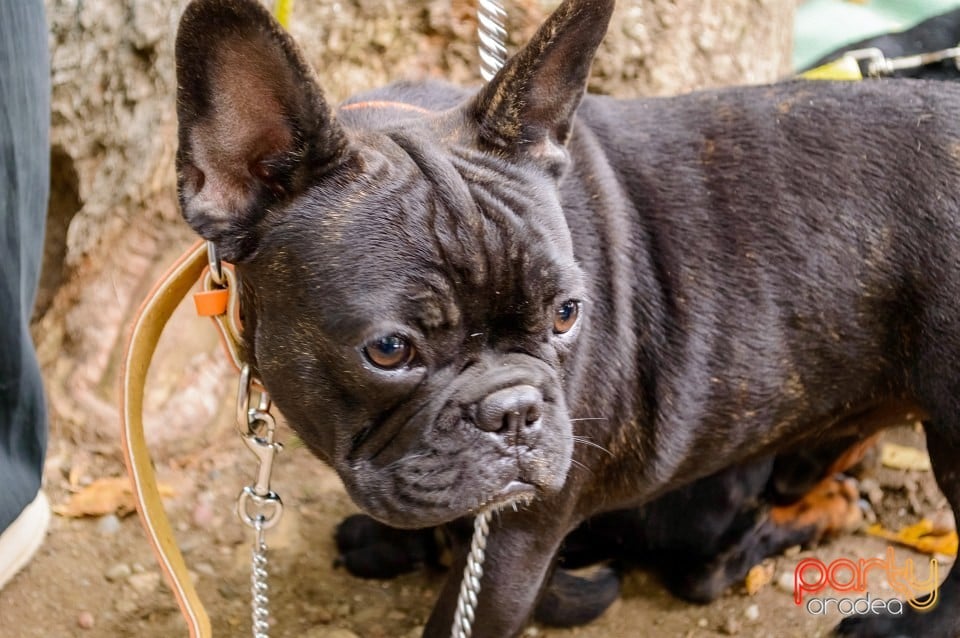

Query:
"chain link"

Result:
[[451, 510, 494, 638], [251, 521, 271, 638], [477, 0, 508, 82]]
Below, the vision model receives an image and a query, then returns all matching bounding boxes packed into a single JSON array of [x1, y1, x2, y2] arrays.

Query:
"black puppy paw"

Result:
[[533, 565, 621, 627], [334, 514, 441, 579]]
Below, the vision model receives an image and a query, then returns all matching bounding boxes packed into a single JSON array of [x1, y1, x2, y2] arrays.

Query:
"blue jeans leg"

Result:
[[0, 0, 50, 531]]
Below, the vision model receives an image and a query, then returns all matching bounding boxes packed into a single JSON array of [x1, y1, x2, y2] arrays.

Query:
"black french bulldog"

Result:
[[174, 0, 960, 636]]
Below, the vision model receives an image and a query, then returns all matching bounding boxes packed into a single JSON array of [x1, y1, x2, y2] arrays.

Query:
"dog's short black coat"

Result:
[[174, 1, 960, 636]]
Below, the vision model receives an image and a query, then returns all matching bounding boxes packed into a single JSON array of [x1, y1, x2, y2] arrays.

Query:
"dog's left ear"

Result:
[[472, 0, 614, 172]]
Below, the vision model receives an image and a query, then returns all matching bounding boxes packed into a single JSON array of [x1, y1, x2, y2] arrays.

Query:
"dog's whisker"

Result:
[[570, 435, 614, 457], [569, 417, 609, 422], [569, 458, 593, 475]]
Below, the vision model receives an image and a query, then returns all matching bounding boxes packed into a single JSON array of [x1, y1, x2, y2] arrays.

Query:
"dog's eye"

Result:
[[553, 300, 581, 334], [364, 335, 415, 370]]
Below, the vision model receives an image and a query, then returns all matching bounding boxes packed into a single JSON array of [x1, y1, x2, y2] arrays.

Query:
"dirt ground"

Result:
[[0, 221, 954, 638]]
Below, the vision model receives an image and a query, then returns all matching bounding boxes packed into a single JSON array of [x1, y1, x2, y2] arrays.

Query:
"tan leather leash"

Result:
[[119, 240, 213, 638], [121, 238, 283, 638]]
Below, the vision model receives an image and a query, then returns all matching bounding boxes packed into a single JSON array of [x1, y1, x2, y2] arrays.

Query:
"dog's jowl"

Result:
[[174, 0, 960, 636]]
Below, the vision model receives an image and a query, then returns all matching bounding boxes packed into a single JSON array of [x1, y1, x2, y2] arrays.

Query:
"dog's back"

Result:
[[559, 80, 960, 498]]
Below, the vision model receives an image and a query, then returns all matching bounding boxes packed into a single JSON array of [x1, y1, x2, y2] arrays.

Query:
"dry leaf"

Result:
[[53, 476, 174, 518], [866, 519, 958, 557], [745, 562, 774, 595], [880, 443, 932, 472]]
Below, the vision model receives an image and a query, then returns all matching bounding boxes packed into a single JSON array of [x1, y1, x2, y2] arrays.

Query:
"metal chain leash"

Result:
[[250, 522, 271, 638], [451, 510, 494, 638], [477, 0, 508, 82], [448, 4, 509, 638]]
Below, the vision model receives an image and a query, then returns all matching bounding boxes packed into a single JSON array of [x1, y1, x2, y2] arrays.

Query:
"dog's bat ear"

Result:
[[174, 0, 348, 261], [472, 0, 614, 173]]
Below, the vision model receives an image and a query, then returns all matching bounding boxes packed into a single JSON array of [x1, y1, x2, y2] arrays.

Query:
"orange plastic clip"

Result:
[[194, 288, 229, 317]]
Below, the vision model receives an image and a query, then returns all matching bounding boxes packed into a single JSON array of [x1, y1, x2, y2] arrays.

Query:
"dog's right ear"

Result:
[[472, 0, 614, 174], [175, 0, 348, 261]]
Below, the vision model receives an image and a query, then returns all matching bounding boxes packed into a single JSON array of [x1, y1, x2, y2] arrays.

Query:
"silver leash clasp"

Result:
[[842, 45, 960, 78], [236, 364, 284, 530]]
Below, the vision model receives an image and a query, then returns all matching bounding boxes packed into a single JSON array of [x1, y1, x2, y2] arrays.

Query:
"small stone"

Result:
[[179, 535, 203, 555], [335, 603, 352, 618], [194, 562, 216, 577], [405, 627, 425, 638], [218, 583, 241, 600], [127, 571, 161, 597], [77, 611, 95, 629], [522, 627, 540, 637], [697, 618, 709, 628], [744, 604, 760, 622], [720, 616, 741, 635], [860, 478, 885, 507], [783, 545, 802, 558], [776, 571, 795, 594], [97, 514, 121, 535], [192, 494, 216, 528], [306, 603, 334, 624], [114, 597, 137, 615], [105, 562, 132, 582]]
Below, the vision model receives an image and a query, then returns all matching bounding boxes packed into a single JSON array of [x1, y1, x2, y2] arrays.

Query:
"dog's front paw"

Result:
[[334, 513, 441, 579]]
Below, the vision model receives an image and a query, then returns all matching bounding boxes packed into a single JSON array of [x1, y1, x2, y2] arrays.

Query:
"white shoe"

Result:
[[0, 490, 50, 590]]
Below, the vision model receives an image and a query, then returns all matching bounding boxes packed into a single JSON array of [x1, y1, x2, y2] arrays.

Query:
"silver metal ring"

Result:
[[237, 486, 284, 530]]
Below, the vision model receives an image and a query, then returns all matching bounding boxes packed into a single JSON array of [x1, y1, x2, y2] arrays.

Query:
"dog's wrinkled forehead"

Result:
[[254, 114, 583, 338]]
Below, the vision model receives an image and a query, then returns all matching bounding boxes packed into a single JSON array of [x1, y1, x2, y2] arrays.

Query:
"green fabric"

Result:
[[795, 0, 960, 70]]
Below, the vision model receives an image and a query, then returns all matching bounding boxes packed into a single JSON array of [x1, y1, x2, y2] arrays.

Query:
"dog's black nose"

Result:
[[476, 385, 543, 433]]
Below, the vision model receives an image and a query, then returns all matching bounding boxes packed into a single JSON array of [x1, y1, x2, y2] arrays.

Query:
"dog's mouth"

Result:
[[473, 479, 538, 514]]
